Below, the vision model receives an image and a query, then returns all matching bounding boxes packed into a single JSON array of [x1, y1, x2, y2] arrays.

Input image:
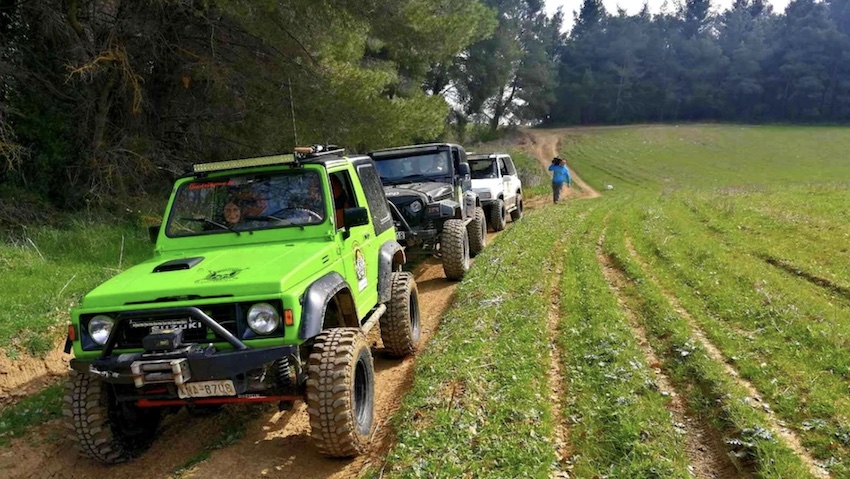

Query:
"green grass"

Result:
[[0, 220, 152, 355], [378, 209, 572, 478], [556, 206, 692, 478], [506, 148, 549, 198], [0, 384, 63, 445]]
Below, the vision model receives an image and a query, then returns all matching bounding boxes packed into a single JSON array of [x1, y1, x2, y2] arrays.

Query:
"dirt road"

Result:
[[0, 128, 598, 479], [522, 129, 601, 199], [1, 233, 500, 479]]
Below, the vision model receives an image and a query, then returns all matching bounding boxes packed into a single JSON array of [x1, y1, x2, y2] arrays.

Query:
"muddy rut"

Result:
[[0, 243, 503, 479]]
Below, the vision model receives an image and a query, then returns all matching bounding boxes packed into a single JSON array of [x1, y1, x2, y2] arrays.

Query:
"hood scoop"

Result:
[[153, 256, 205, 273]]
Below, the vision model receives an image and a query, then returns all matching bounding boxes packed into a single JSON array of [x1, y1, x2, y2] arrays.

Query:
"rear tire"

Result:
[[441, 219, 470, 280], [63, 370, 161, 464], [380, 272, 421, 357], [468, 207, 487, 256], [489, 199, 507, 231], [510, 194, 524, 222], [306, 328, 374, 457]]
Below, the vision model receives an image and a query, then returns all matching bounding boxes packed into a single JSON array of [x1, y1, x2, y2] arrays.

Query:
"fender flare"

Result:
[[378, 240, 406, 303], [299, 272, 355, 340]]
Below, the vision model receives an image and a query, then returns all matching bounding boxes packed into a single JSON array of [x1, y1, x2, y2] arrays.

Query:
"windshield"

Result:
[[166, 169, 326, 237], [374, 151, 451, 184], [469, 159, 498, 179]]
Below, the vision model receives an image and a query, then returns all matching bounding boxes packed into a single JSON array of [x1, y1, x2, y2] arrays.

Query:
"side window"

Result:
[[451, 147, 461, 173], [499, 157, 509, 176], [355, 163, 393, 236], [330, 171, 358, 230], [504, 156, 517, 175]]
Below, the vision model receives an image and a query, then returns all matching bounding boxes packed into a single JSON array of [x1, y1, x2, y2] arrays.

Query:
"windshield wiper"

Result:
[[388, 174, 431, 185], [180, 216, 241, 236]]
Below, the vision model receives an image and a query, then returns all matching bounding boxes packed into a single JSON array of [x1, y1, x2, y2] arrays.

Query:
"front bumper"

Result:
[[71, 344, 294, 390]]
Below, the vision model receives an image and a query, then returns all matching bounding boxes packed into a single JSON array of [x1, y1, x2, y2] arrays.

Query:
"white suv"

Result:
[[468, 153, 523, 231]]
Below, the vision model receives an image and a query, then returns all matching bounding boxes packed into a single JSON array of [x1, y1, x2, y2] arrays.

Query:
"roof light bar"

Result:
[[193, 154, 296, 173]]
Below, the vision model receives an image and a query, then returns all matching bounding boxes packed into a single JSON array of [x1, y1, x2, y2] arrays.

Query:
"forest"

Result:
[[0, 0, 848, 216]]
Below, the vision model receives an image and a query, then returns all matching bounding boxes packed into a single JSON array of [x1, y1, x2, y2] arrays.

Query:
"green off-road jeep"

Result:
[[62, 146, 421, 463]]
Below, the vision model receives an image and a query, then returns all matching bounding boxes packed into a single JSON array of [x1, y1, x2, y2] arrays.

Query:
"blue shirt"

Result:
[[549, 164, 571, 185]]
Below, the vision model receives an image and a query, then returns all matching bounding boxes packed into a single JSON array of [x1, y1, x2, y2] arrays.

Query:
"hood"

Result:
[[472, 178, 503, 195], [383, 182, 454, 203], [80, 241, 334, 310]]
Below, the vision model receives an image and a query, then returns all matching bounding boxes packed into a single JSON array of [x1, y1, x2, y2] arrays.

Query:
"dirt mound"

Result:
[[0, 346, 69, 406]]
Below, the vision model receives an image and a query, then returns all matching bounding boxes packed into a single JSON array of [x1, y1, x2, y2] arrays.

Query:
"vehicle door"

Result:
[[498, 156, 511, 206], [504, 156, 520, 207], [352, 160, 395, 308], [453, 147, 475, 218], [331, 168, 376, 317]]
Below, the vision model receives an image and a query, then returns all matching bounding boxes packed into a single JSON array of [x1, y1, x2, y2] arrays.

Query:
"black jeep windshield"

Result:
[[374, 151, 451, 185], [166, 169, 326, 237], [469, 158, 498, 179]]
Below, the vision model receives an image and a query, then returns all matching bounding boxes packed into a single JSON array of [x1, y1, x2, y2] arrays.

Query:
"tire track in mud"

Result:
[[0, 235, 501, 479], [596, 234, 745, 479], [624, 238, 830, 479], [546, 255, 571, 478]]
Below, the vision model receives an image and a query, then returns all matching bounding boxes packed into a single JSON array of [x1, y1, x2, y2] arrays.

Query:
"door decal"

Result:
[[354, 248, 368, 291]]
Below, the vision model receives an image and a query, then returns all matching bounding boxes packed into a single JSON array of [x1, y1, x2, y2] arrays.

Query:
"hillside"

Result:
[[3, 125, 850, 479]]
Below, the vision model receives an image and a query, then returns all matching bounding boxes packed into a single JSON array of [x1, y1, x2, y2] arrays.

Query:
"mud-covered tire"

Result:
[[441, 219, 470, 280], [510, 194, 524, 222], [488, 199, 507, 231], [468, 207, 487, 256], [306, 328, 374, 457], [380, 272, 421, 357], [63, 370, 161, 464]]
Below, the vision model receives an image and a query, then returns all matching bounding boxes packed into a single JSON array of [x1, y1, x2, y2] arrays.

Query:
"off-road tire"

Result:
[[63, 370, 161, 464], [468, 207, 487, 256], [380, 272, 421, 357], [441, 219, 470, 280], [510, 194, 524, 222], [306, 328, 374, 457], [489, 199, 507, 231]]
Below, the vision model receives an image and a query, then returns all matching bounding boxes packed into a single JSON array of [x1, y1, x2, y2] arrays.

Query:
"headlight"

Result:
[[247, 303, 280, 335], [88, 315, 114, 345], [478, 191, 491, 199], [409, 200, 422, 213]]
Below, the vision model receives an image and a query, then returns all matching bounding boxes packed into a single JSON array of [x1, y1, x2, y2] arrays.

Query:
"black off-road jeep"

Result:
[[369, 143, 487, 280]]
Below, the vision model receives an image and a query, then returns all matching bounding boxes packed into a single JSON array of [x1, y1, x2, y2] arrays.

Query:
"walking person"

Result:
[[548, 157, 572, 204]]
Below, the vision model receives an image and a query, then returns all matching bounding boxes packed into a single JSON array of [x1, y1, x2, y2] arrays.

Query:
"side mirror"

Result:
[[148, 225, 161, 244], [343, 207, 370, 229], [458, 163, 471, 181]]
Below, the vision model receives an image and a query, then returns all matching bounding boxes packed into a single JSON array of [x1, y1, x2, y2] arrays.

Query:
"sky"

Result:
[[545, 0, 793, 31]]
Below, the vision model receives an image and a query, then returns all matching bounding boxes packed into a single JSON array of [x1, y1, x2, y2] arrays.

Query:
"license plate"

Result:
[[177, 380, 236, 399], [396, 230, 405, 240]]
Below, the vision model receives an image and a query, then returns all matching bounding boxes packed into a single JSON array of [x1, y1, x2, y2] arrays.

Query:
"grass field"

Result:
[[0, 221, 151, 356], [4, 124, 850, 477], [379, 125, 850, 478]]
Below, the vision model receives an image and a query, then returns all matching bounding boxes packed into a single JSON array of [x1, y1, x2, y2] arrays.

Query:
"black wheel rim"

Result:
[[353, 355, 371, 435]]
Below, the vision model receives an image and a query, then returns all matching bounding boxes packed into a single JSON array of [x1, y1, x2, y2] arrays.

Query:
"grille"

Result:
[[112, 304, 239, 349]]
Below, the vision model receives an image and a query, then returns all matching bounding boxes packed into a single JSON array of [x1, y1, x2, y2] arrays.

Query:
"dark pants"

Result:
[[552, 182, 564, 203]]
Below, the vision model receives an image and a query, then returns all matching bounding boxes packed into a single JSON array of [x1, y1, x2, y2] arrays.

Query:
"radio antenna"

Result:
[[288, 75, 298, 146]]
